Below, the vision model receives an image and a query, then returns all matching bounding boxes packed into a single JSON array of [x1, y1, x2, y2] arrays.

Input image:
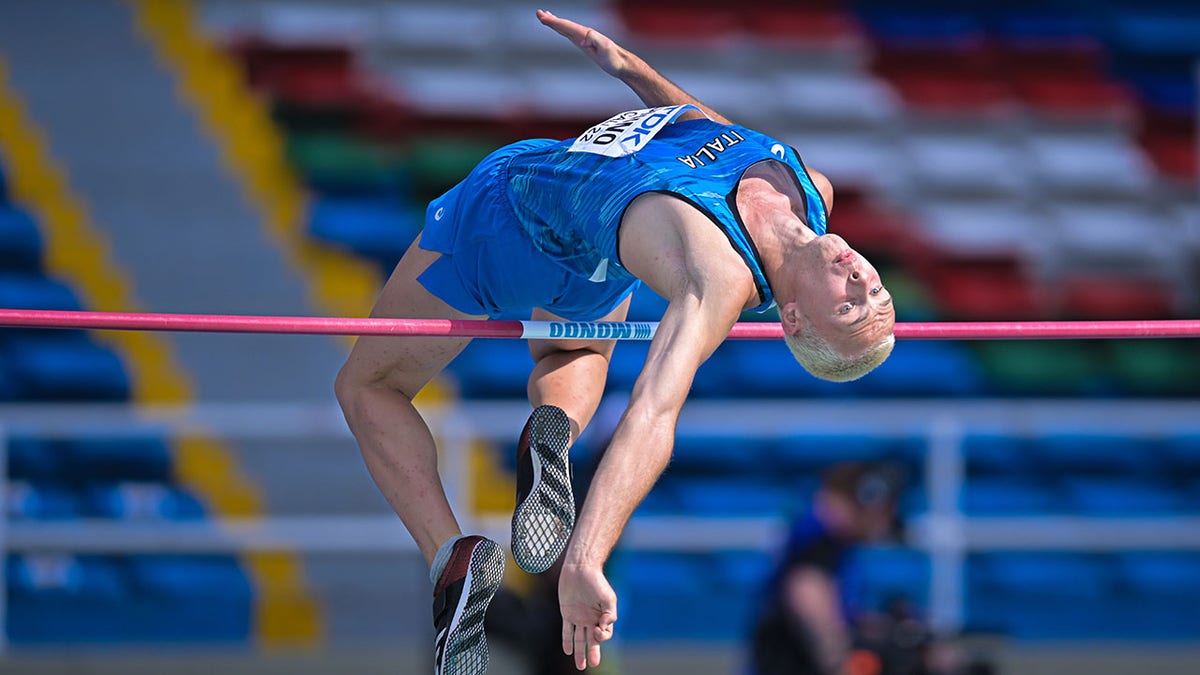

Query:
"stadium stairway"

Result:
[[0, 0, 429, 649]]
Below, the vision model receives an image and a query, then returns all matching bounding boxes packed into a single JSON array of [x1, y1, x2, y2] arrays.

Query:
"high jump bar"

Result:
[[0, 309, 1198, 340]]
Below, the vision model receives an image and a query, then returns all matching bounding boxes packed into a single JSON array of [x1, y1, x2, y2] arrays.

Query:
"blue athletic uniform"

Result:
[[417, 105, 829, 321]]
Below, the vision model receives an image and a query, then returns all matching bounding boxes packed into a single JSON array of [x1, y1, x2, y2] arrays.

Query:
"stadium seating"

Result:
[[0, 158, 254, 644], [0, 207, 43, 274], [201, 0, 1200, 647]]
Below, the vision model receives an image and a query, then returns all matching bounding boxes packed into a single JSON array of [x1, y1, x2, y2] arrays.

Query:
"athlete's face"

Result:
[[783, 234, 895, 354]]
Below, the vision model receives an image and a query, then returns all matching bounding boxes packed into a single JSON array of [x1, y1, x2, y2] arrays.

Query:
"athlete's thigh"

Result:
[[344, 235, 484, 398], [528, 295, 632, 362]]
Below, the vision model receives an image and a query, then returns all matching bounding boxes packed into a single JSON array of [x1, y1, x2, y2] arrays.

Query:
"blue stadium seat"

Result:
[[621, 551, 708, 595], [1161, 431, 1200, 473], [8, 435, 171, 483], [1118, 552, 1200, 597], [62, 436, 173, 482], [6, 482, 85, 520], [122, 555, 253, 642], [446, 339, 532, 398], [0, 353, 20, 400], [773, 431, 901, 472], [0, 206, 43, 273], [971, 552, 1115, 599], [7, 554, 131, 644], [712, 550, 772, 589], [632, 482, 681, 515], [0, 160, 8, 204], [4, 334, 130, 401], [671, 477, 795, 517], [859, 7, 985, 45], [1027, 432, 1155, 476], [856, 340, 986, 397], [719, 340, 846, 398], [127, 554, 251, 599], [670, 431, 776, 475], [307, 195, 420, 268], [1061, 476, 1188, 515], [6, 436, 68, 481], [991, 9, 1097, 42], [961, 477, 1064, 515], [1110, 9, 1200, 58], [84, 483, 207, 520], [608, 339, 730, 396], [962, 432, 1030, 476], [621, 552, 739, 641], [0, 274, 83, 312], [1112, 552, 1200, 638], [711, 550, 773, 636], [604, 341, 650, 393], [967, 552, 1120, 638]]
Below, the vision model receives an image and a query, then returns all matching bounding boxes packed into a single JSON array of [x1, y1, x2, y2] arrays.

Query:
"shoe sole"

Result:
[[511, 405, 574, 574], [436, 538, 504, 675]]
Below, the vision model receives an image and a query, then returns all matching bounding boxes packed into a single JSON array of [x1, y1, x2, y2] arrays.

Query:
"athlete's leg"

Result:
[[512, 298, 632, 573], [334, 235, 482, 565], [526, 297, 632, 441]]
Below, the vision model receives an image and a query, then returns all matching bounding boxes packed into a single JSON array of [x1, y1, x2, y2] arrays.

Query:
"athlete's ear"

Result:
[[780, 301, 806, 337]]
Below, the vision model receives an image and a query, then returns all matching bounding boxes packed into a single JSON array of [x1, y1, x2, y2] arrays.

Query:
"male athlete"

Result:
[[335, 9, 895, 674]]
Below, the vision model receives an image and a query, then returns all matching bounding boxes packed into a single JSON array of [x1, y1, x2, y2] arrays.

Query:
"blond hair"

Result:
[[784, 330, 895, 383]]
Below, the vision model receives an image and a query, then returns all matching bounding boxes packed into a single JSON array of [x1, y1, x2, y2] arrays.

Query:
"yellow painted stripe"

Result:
[[126, 2, 498, 639], [126, 0, 324, 648], [0, 61, 188, 403], [129, 0, 378, 326], [0, 55, 273, 629]]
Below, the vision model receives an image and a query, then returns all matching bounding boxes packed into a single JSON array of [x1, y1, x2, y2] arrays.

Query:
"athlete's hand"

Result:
[[559, 562, 618, 670], [537, 9, 634, 79]]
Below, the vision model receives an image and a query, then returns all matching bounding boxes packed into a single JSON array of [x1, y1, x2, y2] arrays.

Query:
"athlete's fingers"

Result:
[[592, 622, 614, 644], [588, 634, 603, 669], [573, 624, 588, 671], [562, 619, 573, 656], [536, 9, 581, 40]]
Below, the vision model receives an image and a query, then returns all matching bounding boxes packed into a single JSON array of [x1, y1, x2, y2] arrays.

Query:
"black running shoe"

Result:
[[432, 535, 504, 675], [511, 405, 574, 574]]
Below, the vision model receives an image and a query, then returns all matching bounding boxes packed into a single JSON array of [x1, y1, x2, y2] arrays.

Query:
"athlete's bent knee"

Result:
[[529, 339, 615, 364]]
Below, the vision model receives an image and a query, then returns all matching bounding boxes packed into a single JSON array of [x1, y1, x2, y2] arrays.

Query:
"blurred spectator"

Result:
[[749, 461, 970, 675]]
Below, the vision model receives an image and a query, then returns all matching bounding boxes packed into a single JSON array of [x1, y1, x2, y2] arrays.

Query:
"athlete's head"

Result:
[[779, 233, 895, 382]]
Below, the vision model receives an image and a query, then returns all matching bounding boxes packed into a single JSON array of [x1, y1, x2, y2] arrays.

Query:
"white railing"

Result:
[[1, 398, 1199, 648]]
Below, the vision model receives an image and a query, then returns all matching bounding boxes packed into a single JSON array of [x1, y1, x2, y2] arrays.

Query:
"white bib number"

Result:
[[568, 104, 702, 158]]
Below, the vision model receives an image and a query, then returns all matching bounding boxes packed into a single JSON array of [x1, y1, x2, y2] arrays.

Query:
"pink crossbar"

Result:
[[0, 309, 1197, 340]]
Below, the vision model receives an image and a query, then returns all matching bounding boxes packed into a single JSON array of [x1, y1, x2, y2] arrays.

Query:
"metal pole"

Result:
[[925, 415, 965, 635]]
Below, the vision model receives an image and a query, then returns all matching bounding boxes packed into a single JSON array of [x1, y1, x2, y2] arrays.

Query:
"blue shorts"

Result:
[[417, 139, 640, 321]]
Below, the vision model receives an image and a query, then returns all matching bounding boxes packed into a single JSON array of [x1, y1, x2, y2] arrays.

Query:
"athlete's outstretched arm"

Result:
[[537, 9, 734, 125]]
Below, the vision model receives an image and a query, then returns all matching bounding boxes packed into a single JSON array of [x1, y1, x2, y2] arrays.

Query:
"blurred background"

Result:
[[0, 0, 1198, 673]]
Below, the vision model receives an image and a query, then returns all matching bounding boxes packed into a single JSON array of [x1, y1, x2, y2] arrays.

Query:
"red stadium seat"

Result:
[[1139, 129, 1198, 181], [744, 7, 863, 45], [1059, 275, 1178, 320], [871, 43, 1013, 112], [925, 264, 1050, 321], [825, 186, 924, 262], [615, 1, 740, 42], [999, 42, 1136, 119], [228, 38, 355, 99]]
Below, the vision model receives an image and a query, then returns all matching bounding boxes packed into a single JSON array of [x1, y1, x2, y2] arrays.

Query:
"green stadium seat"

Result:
[[972, 341, 1105, 395], [1105, 339, 1200, 396], [286, 132, 405, 193], [403, 136, 502, 203]]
